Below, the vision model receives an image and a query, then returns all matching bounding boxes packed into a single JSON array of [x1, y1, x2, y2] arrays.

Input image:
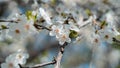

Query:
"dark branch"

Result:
[[0, 19, 51, 31], [0, 19, 18, 23], [0, 28, 9, 30], [19, 58, 56, 68], [113, 37, 120, 43], [34, 23, 51, 31]]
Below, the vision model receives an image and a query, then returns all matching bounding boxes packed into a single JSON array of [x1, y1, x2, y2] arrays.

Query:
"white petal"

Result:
[[39, 8, 52, 25], [59, 41, 64, 45]]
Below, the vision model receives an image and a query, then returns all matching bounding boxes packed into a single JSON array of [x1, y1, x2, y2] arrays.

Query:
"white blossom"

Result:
[[56, 25, 71, 45], [57, 32, 71, 45], [14, 50, 29, 65], [8, 14, 37, 41], [1, 50, 29, 68], [49, 25, 63, 37], [49, 24, 71, 45], [99, 30, 114, 44], [69, 21, 80, 32], [1, 62, 20, 68], [39, 8, 52, 26]]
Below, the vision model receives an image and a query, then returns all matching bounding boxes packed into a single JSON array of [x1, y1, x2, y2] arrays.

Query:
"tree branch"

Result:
[[79, 21, 90, 29], [33, 23, 51, 31], [19, 58, 56, 68], [18, 42, 68, 68], [54, 42, 68, 68], [0, 19, 18, 23], [113, 37, 120, 43], [0, 19, 51, 31]]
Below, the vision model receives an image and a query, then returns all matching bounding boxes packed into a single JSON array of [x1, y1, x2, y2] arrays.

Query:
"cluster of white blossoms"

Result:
[[0, 0, 120, 68], [0, 7, 120, 45], [49, 11, 120, 45], [49, 24, 71, 45], [1, 50, 29, 68], [7, 13, 38, 41]]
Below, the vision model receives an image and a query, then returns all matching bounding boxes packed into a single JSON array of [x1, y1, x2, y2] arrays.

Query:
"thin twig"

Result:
[[0, 19, 18, 23], [54, 42, 68, 68], [79, 22, 90, 29], [33, 23, 51, 31], [0, 28, 9, 30], [19, 58, 56, 68], [0, 19, 51, 31]]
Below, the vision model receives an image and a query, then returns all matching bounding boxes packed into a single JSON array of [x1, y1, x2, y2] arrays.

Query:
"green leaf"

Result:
[[115, 35, 120, 40], [69, 30, 78, 38], [26, 10, 37, 21], [85, 9, 92, 16], [100, 20, 108, 29], [51, 0, 56, 5], [1, 25, 8, 29], [61, 12, 67, 18], [112, 35, 120, 50], [112, 42, 120, 50]]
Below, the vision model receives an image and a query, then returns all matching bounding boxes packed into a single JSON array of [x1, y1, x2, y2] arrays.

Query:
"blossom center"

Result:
[[8, 63, 13, 68], [15, 29, 20, 34], [94, 38, 98, 43], [25, 24, 30, 30], [55, 29, 59, 33], [105, 35, 109, 39], [62, 34, 66, 39]]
